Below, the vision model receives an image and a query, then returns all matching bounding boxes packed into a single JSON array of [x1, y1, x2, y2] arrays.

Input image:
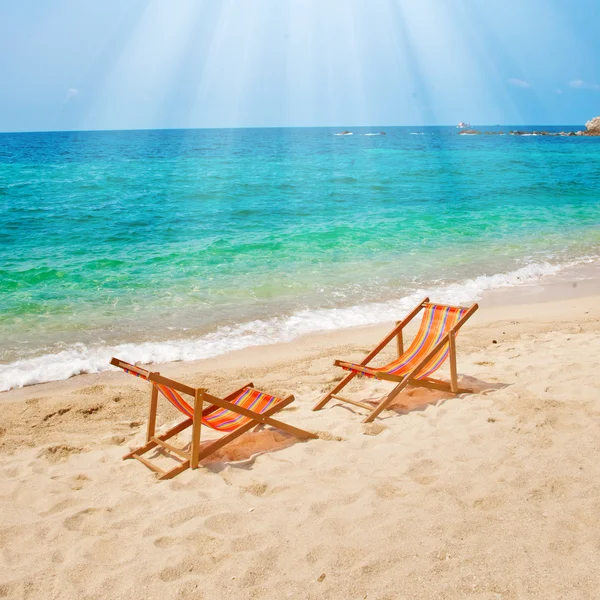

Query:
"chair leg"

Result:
[[191, 389, 203, 469], [413, 377, 472, 395], [196, 420, 260, 462], [123, 418, 193, 460], [313, 371, 358, 411], [396, 324, 404, 357], [363, 378, 410, 423], [449, 331, 458, 393], [146, 384, 159, 442], [159, 460, 191, 480]]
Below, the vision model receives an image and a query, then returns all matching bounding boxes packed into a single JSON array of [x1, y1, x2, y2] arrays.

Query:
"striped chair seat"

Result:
[[154, 383, 281, 433], [123, 367, 283, 432]]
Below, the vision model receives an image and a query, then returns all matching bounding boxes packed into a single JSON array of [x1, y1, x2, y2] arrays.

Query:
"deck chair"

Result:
[[313, 298, 478, 422], [111, 358, 317, 480]]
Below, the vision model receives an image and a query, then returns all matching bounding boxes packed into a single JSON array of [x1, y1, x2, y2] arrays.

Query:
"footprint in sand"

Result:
[[375, 483, 407, 499], [244, 482, 268, 497], [155, 531, 218, 550], [154, 535, 177, 549], [79, 404, 104, 416], [473, 495, 505, 510], [406, 458, 439, 485], [78, 384, 106, 396], [309, 500, 330, 517], [64, 507, 113, 535], [204, 512, 246, 534], [42, 498, 77, 516], [164, 505, 209, 528], [160, 554, 219, 582], [231, 532, 266, 552], [38, 445, 84, 464], [41, 407, 71, 422]]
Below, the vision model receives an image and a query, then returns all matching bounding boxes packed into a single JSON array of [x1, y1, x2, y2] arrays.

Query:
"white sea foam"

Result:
[[0, 260, 581, 392]]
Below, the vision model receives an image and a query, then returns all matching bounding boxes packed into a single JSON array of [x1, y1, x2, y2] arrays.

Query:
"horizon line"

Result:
[[0, 123, 590, 135]]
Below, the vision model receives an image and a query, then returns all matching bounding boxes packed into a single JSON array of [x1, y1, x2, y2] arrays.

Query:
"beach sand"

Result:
[[2, 286, 600, 599]]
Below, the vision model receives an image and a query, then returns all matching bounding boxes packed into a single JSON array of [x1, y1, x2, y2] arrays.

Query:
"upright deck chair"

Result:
[[313, 298, 478, 423], [111, 358, 316, 480]]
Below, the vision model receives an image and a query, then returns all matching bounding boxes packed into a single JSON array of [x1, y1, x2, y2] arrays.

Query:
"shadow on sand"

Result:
[[334, 375, 507, 420], [142, 428, 305, 475]]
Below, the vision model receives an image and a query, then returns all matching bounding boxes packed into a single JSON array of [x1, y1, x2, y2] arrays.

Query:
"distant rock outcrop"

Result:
[[456, 122, 600, 137], [585, 116, 600, 135]]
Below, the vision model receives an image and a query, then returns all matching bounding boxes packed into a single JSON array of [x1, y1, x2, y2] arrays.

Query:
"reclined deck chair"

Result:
[[313, 298, 478, 423], [111, 358, 317, 480]]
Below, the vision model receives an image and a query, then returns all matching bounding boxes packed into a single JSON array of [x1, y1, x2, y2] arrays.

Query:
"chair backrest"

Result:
[[110, 357, 282, 431], [153, 382, 195, 418], [413, 303, 469, 378], [384, 303, 474, 378], [111, 357, 196, 417]]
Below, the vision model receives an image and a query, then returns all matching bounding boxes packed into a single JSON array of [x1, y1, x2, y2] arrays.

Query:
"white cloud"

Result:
[[569, 80, 600, 90], [66, 88, 80, 100], [508, 78, 531, 89]]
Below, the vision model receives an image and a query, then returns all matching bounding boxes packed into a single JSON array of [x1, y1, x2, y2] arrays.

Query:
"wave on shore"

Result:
[[0, 260, 581, 392]]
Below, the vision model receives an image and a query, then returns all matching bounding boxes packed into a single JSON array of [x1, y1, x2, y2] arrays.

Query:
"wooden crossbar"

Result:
[[110, 357, 151, 379], [415, 377, 471, 394], [148, 372, 198, 398], [150, 436, 191, 460], [131, 453, 166, 476], [423, 302, 473, 311], [330, 394, 372, 410]]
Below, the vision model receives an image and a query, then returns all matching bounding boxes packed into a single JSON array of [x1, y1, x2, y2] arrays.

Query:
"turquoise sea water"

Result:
[[1, 126, 599, 390]]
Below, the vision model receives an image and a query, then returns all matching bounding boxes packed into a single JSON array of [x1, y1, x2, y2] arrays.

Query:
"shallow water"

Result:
[[1, 126, 599, 390]]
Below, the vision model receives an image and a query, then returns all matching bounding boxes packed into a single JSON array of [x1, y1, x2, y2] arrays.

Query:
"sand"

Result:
[[1, 289, 600, 599]]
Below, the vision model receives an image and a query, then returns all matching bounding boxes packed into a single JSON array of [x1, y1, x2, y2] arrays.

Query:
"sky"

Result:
[[0, 0, 599, 132]]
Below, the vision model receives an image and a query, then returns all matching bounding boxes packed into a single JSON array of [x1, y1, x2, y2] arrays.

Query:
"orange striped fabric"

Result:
[[202, 388, 280, 432], [121, 366, 281, 433], [343, 304, 466, 380], [123, 367, 150, 380], [154, 383, 194, 418]]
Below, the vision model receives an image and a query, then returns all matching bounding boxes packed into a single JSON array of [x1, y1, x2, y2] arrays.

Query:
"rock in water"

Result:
[[585, 116, 600, 134]]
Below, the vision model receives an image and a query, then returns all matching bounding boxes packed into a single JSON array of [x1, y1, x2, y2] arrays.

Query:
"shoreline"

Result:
[[3, 264, 600, 403], [2, 257, 600, 396]]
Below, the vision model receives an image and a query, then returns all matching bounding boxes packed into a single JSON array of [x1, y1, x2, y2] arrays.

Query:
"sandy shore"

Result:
[[2, 284, 600, 599]]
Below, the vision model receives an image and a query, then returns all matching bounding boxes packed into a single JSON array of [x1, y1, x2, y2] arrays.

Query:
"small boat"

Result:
[[457, 121, 471, 129]]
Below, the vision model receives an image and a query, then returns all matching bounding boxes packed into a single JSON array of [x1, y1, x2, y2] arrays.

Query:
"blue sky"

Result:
[[1, 0, 599, 132]]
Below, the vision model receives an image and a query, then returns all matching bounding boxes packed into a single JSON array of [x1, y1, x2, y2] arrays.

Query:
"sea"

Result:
[[1, 126, 599, 392]]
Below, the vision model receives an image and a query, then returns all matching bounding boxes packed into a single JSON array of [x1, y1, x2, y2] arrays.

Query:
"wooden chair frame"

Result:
[[312, 297, 479, 423], [111, 359, 316, 480]]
